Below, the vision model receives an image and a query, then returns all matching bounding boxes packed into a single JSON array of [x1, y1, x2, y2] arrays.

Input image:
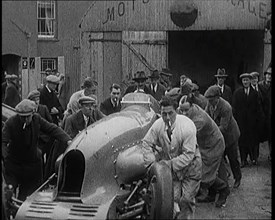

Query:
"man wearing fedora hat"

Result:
[[147, 70, 166, 101], [232, 73, 262, 167], [2, 99, 72, 201], [39, 75, 63, 125], [124, 71, 151, 95], [214, 68, 233, 105], [3, 74, 21, 108]]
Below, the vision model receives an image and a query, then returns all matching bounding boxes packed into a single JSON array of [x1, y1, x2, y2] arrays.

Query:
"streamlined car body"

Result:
[[8, 93, 173, 220]]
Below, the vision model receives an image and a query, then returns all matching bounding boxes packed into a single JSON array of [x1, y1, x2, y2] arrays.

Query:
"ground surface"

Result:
[[195, 142, 272, 219]]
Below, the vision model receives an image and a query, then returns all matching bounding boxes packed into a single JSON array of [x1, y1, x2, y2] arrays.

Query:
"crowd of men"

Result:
[[2, 66, 272, 219]]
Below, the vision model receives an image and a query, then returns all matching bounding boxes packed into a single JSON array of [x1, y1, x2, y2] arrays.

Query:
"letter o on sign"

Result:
[[118, 2, 125, 16]]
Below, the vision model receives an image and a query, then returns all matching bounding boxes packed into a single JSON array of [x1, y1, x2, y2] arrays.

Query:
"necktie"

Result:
[[167, 124, 172, 142]]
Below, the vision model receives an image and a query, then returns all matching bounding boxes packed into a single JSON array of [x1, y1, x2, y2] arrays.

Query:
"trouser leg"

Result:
[[217, 158, 228, 184], [225, 142, 242, 181]]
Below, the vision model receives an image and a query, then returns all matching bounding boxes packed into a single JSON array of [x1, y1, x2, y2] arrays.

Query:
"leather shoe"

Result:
[[233, 179, 241, 188], [215, 187, 230, 208]]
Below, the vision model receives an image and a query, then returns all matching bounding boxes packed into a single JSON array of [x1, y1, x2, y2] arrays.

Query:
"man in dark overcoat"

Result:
[[39, 75, 63, 125], [65, 96, 105, 139], [205, 85, 242, 188], [258, 67, 272, 160], [3, 74, 21, 108], [232, 73, 262, 166], [147, 70, 167, 101], [100, 83, 122, 116], [2, 99, 72, 201], [27, 90, 55, 176], [214, 68, 233, 105]]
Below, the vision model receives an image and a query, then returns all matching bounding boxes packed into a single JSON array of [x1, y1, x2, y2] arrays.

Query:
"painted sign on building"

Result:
[[80, 0, 271, 31]]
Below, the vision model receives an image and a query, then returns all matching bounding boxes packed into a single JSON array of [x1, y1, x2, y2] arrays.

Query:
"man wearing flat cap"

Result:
[[39, 75, 63, 125], [258, 67, 272, 160], [64, 96, 104, 139], [124, 71, 151, 95], [232, 73, 262, 167], [2, 99, 72, 201], [28, 90, 54, 174], [214, 68, 233, 105], [147, 70, 166, 101], [3, 74, 21, 108], [62, 77, 98, 128], [205, 85, 242, 189]]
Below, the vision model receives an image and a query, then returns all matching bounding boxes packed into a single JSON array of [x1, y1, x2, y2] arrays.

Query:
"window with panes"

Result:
[[37, 0, 56, 38]]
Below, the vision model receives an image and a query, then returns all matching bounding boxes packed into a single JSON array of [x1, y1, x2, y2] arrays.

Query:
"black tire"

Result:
[[146, 161, 173, 219]]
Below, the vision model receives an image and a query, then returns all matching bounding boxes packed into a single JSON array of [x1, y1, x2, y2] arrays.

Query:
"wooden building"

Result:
[[79, 0, 271, 102], [2, 0, 92, 102]]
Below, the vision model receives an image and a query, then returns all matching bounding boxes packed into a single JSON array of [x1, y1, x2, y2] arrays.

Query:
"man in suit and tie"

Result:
[[214, 68, 233, 105], [205, 85, 242, 189], [100, 83, 122, 116], [64, 96, 105, 139], [124, 71, 151, 95], [147, 70, 167, 101], [232, 73, 261, 166], [39, 75, 63, 125]]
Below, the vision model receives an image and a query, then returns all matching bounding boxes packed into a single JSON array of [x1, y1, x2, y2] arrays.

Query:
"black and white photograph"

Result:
[[2, 0, 271, 219]]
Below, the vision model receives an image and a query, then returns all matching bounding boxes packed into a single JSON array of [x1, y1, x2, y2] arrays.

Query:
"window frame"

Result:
[[40, 58, 58, 73], [37, 0, 56, 39]]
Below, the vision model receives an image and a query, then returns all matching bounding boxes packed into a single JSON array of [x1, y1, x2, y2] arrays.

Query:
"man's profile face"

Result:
[[161, 105, 177, 126], [110, 88, 121, 102]]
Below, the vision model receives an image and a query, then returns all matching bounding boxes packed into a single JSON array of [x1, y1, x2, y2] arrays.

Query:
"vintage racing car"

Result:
[[3, 93, 173, 219]]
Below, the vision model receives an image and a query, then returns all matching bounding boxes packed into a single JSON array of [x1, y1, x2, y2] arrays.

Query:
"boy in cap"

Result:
[[64, 96, 104, 139], [62, 77, 98, 127], [3, 74, 21, 108], [2, 99, 72, 201], [39, 75, 63, 125], [205, 85, 242, 190], [232, 73, 262, 166]]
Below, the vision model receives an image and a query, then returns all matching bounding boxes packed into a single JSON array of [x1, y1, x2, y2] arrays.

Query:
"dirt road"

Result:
[[195, 141, 272, 219]]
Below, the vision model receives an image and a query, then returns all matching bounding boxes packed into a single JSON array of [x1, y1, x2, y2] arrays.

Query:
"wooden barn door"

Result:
[[121, 31, 168, 91]]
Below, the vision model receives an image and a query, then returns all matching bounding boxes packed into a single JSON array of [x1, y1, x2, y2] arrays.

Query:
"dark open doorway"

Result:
[[168, 30, 264, 93]]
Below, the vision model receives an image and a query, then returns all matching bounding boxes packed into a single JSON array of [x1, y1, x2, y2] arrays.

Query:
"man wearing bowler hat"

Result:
[[214, 68, 233, 105], [147, 70, 166, 101], [205, 85, 242, 189], [64, 96, 104, 139], [2, 99, 72, 201], [232, 73, 262, 167], [39, 75, 63, 125]]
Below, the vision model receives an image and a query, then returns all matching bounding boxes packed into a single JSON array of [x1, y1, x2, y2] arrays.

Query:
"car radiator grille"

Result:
[[24, 201, 99, 220]]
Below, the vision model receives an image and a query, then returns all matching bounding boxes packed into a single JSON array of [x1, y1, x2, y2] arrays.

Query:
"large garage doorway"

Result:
[[168, 30, 264, 93]]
